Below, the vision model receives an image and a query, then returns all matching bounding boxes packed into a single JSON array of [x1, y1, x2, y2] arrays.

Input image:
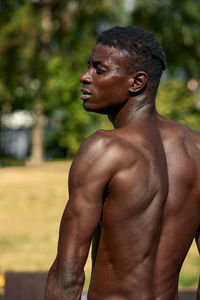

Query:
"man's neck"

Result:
[[108, 93, 156, 128]]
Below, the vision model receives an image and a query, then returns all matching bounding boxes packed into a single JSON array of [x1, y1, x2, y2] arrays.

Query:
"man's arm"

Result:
[[45, 131, 118, 300]]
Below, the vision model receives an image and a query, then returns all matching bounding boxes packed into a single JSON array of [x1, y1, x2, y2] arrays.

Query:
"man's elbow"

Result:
[[58, 269, 85, 290], [45, 261, 85, 300]]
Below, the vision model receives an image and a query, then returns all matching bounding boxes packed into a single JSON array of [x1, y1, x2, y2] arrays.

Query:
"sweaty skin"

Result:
[[45, 44, 200, 300]]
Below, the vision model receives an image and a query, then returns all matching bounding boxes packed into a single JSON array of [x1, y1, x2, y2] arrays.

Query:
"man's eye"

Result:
[[96, 66, 105, 74]]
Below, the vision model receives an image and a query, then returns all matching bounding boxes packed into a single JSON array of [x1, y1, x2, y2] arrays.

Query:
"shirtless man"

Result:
[[45, 26, 200, 300]]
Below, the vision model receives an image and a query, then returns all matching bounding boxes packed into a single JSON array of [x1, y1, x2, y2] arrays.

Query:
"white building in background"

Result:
[[0, 110, 34, 159], [1, 110, 34, 129]]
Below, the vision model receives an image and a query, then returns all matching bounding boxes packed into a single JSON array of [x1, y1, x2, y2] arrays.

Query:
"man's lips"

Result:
[[80, 88, 92, 100]]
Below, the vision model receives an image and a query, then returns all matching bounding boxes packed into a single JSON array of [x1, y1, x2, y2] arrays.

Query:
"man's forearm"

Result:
[[45, 260, 85, 300]]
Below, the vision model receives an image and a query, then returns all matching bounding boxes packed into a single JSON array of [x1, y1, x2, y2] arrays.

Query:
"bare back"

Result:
[[88, 117, 168, 299], [154, 115, 200, 300], [88, 116, 200, 300]]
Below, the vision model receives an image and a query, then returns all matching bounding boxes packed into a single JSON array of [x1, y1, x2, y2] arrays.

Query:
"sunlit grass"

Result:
[[179, 241, 199, 288]]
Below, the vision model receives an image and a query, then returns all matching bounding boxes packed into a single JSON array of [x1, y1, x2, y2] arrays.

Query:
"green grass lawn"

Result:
[[0, 161, 199, 294]]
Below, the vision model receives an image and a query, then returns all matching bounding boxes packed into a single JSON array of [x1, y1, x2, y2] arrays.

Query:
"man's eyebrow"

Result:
[[88, 58, 108, 66], [88, 59, 101, 64]]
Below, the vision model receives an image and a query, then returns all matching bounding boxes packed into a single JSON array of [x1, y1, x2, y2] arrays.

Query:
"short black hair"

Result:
[[97, 26, 166, 95]]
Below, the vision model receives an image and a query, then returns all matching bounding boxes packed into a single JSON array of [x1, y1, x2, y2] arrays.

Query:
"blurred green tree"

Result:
[[0, 0, 199, 162], [0, 0, 124, 161], [131, 0, 200, 78], [130, 0, 200, 128]]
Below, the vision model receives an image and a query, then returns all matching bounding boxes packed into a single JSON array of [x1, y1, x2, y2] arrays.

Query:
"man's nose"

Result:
[[80, 70, 92, 84]]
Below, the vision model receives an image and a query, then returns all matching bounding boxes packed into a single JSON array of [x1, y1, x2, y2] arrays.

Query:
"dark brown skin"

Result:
[[45, 44, 200, 300]]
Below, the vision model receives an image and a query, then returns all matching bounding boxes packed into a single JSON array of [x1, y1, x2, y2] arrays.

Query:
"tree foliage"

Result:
[[130, 0, 200, 129], [0, 0, 199, 160], [131, 0, 200, 78], [0, 0, 123, 157], [157, 79, 200, 130]]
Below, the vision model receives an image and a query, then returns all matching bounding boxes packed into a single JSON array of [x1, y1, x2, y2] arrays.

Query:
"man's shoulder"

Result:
[[160, 116, 200, 158], [75, 129, 139, 170], [172, 119, 200, 146], [79, 129, 130, 158], [160, 116, 200, 140], [69, 129, 139, 188], [81, 129, 115, 150]]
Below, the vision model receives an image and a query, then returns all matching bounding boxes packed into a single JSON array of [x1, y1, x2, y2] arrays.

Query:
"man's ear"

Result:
[[129, 72, 148, 94]]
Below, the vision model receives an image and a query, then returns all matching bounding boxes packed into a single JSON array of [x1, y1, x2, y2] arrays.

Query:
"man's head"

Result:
[[97, 26, 166, 95], [80, 25, 166, 115]]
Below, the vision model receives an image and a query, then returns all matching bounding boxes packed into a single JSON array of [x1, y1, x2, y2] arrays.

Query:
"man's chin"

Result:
[[83, 101, 107, 115]]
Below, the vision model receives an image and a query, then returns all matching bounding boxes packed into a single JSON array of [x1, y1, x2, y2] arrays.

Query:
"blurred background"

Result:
[[0, 0, 200, 298]]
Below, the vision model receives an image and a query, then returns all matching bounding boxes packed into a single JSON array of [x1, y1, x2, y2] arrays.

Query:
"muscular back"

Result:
[[89, 115, 200, 300], [154, 115, 200, 300], [88, 117, 169, 300], [45, 113, 199, 300]]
